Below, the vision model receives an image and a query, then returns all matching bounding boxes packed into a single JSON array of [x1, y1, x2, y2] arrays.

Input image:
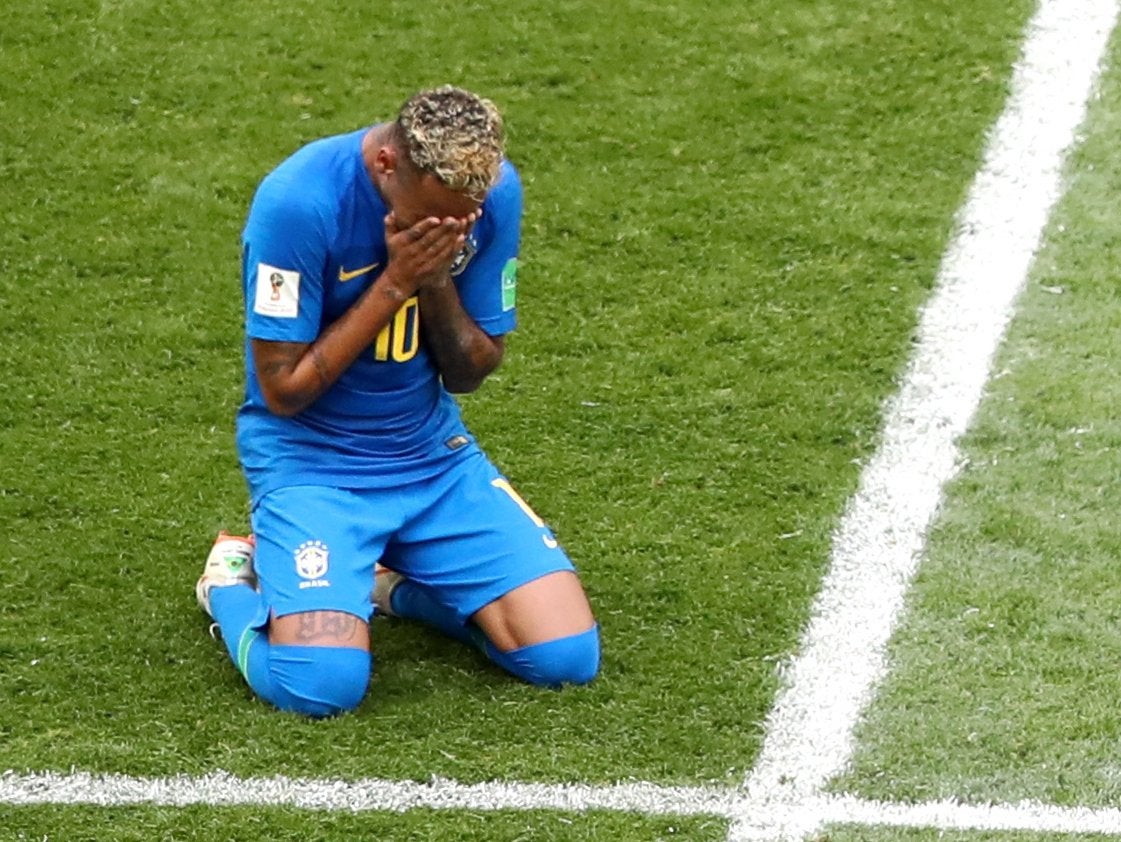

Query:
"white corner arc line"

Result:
[[732, 0, 1120, 840]]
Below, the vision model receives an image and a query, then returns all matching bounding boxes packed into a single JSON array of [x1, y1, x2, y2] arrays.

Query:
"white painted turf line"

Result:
[[7, 772, 1121, 837], [0, 771, 737, 816], [1, 2, 1117, 839], [822, 795, 1121, 836], [732, 0, 1120, 839]]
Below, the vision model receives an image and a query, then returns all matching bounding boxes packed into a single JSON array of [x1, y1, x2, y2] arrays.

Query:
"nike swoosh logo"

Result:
[[338, 262, 379, 282], [542, 535, 559, 549]]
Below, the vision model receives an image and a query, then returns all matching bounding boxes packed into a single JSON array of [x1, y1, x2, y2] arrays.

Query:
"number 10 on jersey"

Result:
[[373, 297, 420, 363]]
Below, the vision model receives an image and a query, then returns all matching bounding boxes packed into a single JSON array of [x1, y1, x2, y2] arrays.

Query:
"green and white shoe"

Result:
[[195, 531, 256, 618]]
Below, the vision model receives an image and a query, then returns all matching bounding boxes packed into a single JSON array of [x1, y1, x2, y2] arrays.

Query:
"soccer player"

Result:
[[195, 86, 600, 717]]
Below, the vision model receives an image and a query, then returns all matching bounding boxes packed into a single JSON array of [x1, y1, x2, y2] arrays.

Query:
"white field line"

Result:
[[732, 0, 1120, 840], [821, 794, 1121, 836], [0, 771, 736, 816], [5, 771, 1121, 838]]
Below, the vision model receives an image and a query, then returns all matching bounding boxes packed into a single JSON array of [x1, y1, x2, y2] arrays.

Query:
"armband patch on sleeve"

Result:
[[501, 258, 517, 311], [254, 263, 301, 318]]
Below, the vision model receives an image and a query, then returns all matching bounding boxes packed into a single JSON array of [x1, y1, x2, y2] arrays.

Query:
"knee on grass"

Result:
[[267, 645, 371, 718], [489, 625, 601, 688]]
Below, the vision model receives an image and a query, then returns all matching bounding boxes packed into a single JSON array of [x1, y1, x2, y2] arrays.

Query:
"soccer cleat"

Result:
[[372, 563, 404, 617], [196, 531, 256, 618]]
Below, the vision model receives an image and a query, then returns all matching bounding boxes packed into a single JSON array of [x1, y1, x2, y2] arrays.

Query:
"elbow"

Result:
[[433, 334, 505, 394], [443, 352, 502, 394], [252, 340, 320, 416], [442, 363, 489, 393], [443, 375, 485, 395], [267, 400, 303, 418], [260, 384, 310, 417]]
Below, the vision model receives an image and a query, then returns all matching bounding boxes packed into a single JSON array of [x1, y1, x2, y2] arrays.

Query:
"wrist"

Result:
[[375, 267, 413, 302], [420, 273, 453, 291]]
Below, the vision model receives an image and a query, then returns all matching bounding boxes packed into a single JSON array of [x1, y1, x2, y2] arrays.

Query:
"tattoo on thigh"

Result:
[[296, 612, 358, 643]]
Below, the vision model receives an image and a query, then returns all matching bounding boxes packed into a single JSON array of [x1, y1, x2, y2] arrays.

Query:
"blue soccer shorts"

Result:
[[249, 449, 575, 625]]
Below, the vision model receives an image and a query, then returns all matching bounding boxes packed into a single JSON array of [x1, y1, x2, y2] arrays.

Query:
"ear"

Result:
[[373, 144, 399, 177]]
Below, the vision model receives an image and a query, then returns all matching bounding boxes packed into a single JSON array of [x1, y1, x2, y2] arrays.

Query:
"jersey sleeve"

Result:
[[241, 175, 331, 343], [453, 161, 522, 337]]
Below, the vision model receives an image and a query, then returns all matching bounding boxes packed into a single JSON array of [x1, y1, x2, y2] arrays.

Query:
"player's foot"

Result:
[[372, 563, 404, 617], [196, 531, 256, 618]]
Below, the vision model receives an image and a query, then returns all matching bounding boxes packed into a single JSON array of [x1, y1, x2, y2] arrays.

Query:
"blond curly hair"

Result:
[[396, 86, 505, 201]]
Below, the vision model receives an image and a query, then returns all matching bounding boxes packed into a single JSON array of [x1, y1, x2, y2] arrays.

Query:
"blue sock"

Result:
[[209, 584, 266, 672], [389, 579, 480, 647], [209, 584, 279, 704]]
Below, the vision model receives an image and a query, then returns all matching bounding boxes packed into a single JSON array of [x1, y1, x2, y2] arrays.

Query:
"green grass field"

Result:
[[837, 18, 1121, 818], [5, 0, 1119, 840]]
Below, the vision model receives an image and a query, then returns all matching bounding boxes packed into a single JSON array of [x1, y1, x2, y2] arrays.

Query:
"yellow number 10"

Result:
[[373, 297, 420, 362]]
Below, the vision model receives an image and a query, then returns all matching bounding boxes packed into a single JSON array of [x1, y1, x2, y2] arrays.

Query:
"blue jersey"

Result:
[[235, 127, 522, 503]]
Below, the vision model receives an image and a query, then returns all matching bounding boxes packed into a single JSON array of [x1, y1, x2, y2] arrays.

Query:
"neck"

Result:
[[360, 124, 391, 181], [363, 124, 402, 209]]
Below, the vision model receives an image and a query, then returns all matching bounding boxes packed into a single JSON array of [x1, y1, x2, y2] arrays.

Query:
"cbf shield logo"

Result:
[[450, 234, 478, 276], [295, 540, 330, 589]]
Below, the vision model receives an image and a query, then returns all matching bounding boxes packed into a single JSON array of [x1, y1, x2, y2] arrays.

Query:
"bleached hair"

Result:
[[396, 86, 505, 201]]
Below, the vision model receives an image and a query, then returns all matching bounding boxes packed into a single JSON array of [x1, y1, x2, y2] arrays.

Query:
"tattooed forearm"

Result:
[[310, 346, 332, 390], [258, 357, 292, 379], [417, 284, 503, 393], [252, 340, 327, 416]]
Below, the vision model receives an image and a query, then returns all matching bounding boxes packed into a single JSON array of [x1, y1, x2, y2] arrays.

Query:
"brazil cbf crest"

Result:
[[450, 233, 478, 276], [295, 540, 330, 588]]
